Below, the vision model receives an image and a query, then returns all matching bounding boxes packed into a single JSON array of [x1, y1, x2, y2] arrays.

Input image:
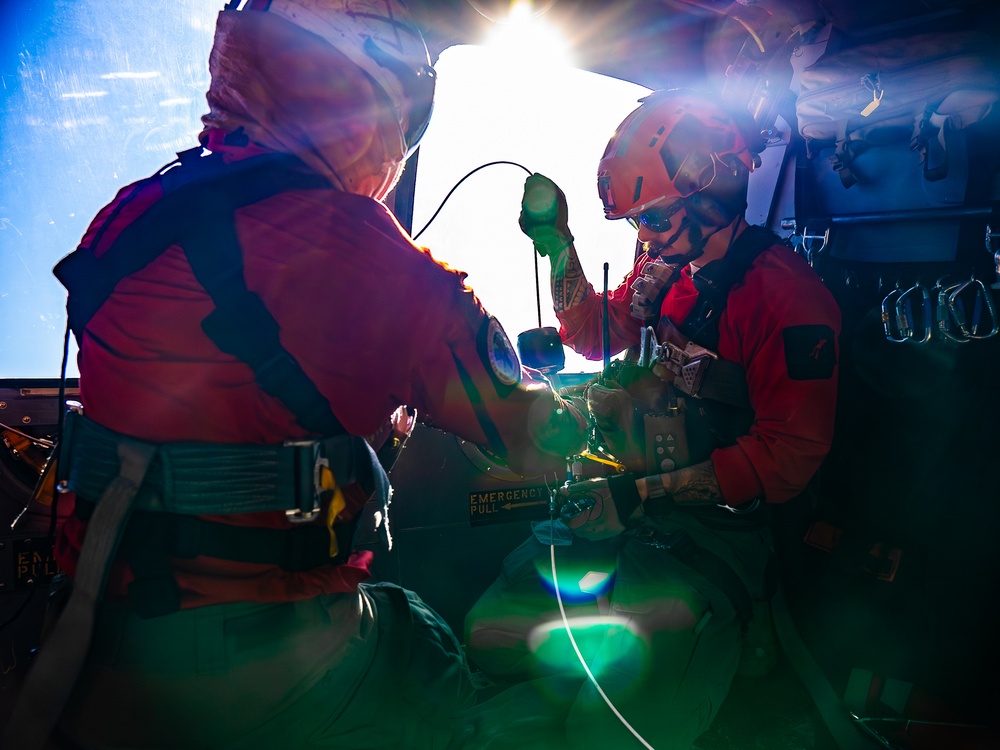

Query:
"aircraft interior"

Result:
[[2, 1, 1000, 748]]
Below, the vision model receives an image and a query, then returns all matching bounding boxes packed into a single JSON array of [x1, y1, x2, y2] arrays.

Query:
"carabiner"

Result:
[[967, 277, 999, 339], [945, 278, 976, 339], [881, 287, 908, 343], [800, 226, 830, 267], [933, 276, 969, 344], [896, 282, 933, 344]]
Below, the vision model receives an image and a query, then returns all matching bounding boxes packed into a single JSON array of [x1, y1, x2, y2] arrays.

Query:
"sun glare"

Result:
[[482, 4, 573, 69], [412, 44, 649, 375]]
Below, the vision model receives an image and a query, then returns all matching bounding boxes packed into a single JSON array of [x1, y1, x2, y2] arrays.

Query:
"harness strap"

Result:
[[69, 501, 365, 618], [2, 440, 156, 750], [680, 225, 781, 351], [59, 411, 390, 618], [653, 316, 752, 409], [607, 473, 643, 522], [627, 525, 755, 636], [60, 411, 381, 515], [73, 500, 361, 572], [696, 358, 751, 407], [54, 147, 341, 437], [184, 187, 342, 437]]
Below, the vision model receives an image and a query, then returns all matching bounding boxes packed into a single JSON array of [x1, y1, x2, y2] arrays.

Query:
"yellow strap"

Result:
[[319, 464, 346, 557], [579, 451, 627, 473]]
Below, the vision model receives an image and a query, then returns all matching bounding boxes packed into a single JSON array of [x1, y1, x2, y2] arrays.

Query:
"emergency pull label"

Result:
[[469, 485, 550, 527], [11, 537, 61, 588]]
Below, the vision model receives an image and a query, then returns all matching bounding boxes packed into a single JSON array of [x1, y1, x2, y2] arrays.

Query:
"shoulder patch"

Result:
[[479, 316, 521, 391], [783, 325, 836, 380]]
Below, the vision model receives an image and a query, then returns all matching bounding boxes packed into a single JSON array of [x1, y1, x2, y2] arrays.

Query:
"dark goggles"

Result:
[[626, 200, 685, 233]]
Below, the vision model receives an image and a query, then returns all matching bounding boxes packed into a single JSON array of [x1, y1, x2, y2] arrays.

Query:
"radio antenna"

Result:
[[602, 262, 611, 370], [535, 251, 543, 329]]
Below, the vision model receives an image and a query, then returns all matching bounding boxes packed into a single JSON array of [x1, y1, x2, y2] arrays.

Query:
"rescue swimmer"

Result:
[[465, 89, 842, 749]]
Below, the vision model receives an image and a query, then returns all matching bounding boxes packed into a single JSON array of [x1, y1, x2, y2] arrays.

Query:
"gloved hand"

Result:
[[558, 477, 628, 541], [585, 380, 645, 473], [519, 173, 574, 258]]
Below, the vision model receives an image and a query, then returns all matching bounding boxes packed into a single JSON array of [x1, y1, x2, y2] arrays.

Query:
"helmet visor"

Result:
[[363, 37, 436, 158]]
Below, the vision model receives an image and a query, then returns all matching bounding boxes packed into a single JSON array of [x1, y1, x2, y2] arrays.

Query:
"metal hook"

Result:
[[800, 226, 829, 267], [896, 281, 933, 344], [933, 275, 970, 344], [945, 278, 976, 339], [967, 277, 999, 339], [881, 287, 908, 343]]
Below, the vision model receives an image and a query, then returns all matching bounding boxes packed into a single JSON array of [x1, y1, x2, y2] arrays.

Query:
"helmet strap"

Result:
[[656, 210, 706, 265]]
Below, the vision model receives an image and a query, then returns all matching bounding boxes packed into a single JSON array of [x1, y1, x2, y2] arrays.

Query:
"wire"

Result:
[[549, 535, 655, 749], [411, 160, 533, 241]]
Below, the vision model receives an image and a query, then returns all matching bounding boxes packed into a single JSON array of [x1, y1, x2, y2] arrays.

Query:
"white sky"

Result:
[[412, 43, 650, 374]]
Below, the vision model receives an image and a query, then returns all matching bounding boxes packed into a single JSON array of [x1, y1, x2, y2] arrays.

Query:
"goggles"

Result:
[[626, 200, 685, 233]]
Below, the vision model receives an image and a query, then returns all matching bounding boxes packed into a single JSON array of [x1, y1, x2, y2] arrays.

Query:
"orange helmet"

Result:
[[597, 90, 763, 224]]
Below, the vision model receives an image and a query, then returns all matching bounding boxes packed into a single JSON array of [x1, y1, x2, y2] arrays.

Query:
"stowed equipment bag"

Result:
[[796, 30, 1000, 188]]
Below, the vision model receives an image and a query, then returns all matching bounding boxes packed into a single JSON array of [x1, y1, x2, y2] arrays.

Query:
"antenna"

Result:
[[535, 249, 543, 329], [602, 262, 611, 370]]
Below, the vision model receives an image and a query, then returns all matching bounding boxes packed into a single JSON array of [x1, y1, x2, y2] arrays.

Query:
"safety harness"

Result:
[[52, 144, 392, 612], [615, 225, 782, 635], [2, 146, 394, 750]]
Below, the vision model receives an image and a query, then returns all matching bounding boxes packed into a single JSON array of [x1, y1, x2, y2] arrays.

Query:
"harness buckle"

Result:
[[284, 439, 326, 524], [646, 333, 718, 398], [628, 525, 689, 553]]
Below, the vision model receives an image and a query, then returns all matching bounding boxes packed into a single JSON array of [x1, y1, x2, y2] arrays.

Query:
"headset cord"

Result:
[[411, 160, 533, 241], [549, 536, 655, 749]]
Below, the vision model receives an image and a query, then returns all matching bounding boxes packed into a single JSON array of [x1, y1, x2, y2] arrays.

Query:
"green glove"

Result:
[[519, 173, 574, 257]]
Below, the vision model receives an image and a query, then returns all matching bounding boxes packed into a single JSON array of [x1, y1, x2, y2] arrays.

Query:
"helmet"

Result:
[[244, 0, 436, 161], [597, 89, 763, 223]]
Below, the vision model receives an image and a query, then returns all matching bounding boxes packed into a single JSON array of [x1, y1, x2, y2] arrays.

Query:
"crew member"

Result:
[[465, 89, 841, 749], [4, 2, 587, 749]]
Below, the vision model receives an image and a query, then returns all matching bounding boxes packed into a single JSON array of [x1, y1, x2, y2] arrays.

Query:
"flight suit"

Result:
[[466, 239, 840, 749]]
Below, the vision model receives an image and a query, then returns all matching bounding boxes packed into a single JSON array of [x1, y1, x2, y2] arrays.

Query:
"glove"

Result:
[[558, 477, 627, 541], [519, 173, 574, 258], [585, 380, 645, 473]]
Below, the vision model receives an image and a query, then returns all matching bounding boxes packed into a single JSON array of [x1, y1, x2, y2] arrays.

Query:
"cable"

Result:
[[411, 158, 548, 333], [411, 160, 533, 241], [549, 533, 655, 749]]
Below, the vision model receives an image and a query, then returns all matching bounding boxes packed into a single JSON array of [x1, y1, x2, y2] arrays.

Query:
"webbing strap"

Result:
[[185, 197, 342, 437], [680, 225, 780, 351], [656, 315, 753, 409], [695, 358, 751, 408], [627, 525, 754, 635], [59, 411, 383, 514], [54, 149, 342, 437], [1, 441, 156, 750], [607, 473, 643, 522]]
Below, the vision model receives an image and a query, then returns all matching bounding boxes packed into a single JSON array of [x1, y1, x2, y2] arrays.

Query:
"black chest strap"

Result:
[[54, 147, 341, 436], [680, 225, 781, 351]]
